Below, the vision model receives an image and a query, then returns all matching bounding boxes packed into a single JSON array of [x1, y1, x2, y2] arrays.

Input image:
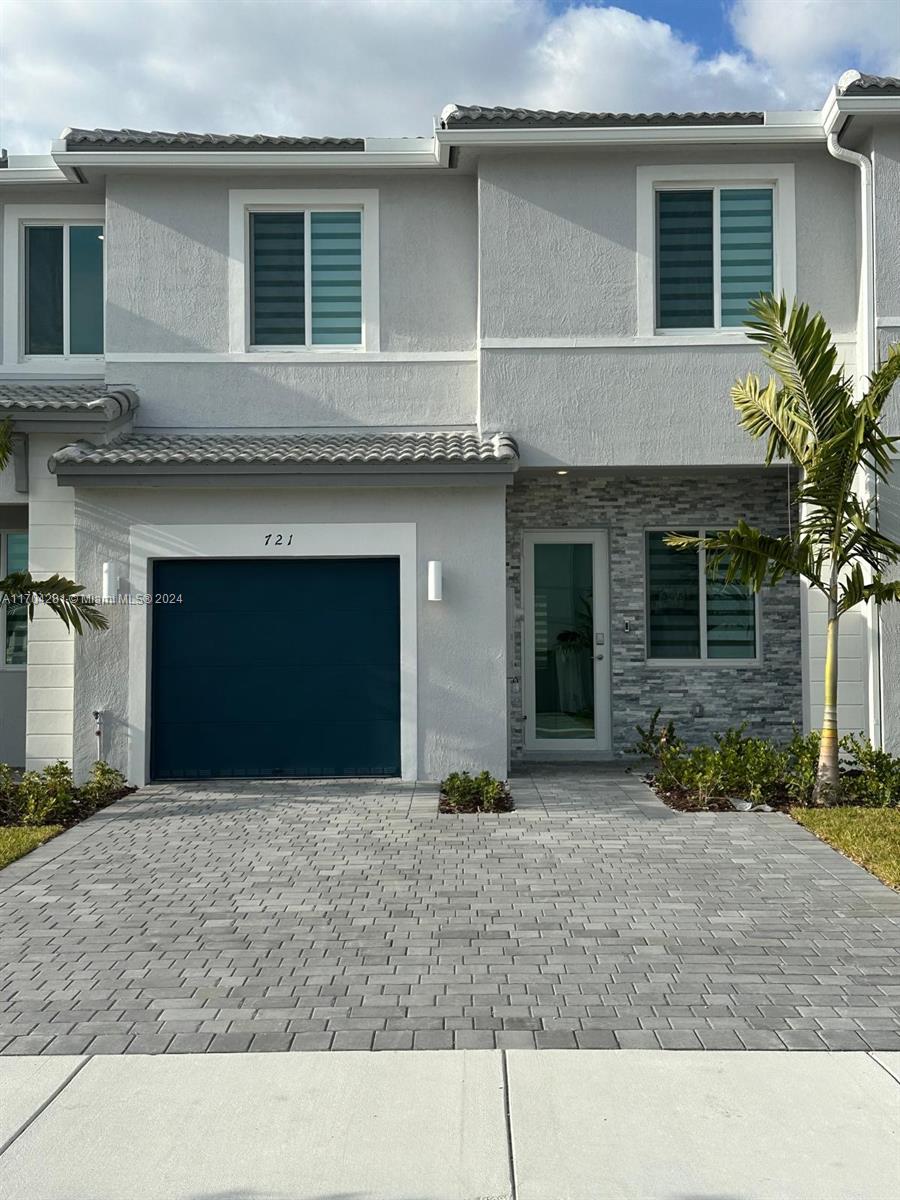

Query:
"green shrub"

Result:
[[440, 770, 513, 813], [840, 735, 900, 807], [633, 715, 899, 811], [0, 760, 131, 828], [79, 760, 129, 808]]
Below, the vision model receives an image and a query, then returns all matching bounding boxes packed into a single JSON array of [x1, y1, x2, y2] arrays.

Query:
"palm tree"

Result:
[[666, 294, 900, 804], [0, 419, 107, 635]]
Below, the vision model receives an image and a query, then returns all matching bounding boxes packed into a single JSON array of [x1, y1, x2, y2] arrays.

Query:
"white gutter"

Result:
[[824, 72, 881, 746], [50, 138, 444, 171], [436, 120, 824, 150], [0, 153, 80, 185]]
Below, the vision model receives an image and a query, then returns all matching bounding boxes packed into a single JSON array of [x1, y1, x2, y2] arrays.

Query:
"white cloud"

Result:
[[0, 0, 895, 153], [731, 0, 900, 106]]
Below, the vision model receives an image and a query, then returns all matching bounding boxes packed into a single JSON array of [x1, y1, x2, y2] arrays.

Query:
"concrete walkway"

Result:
[[1, 1049, 898, 1199], [2, 768, 900, 1054]]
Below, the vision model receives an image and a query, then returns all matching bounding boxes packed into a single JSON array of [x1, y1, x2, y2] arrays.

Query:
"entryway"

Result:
[[149, 557, 401, 779], [522, 531, 612, 754]]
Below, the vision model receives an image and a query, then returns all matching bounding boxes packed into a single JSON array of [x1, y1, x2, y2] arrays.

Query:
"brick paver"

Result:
[[1, 766, 899, 1054]]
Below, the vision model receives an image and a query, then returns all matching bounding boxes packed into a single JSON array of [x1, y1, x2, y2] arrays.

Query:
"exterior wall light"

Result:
[[556, 469, 569, 475], [101, 561, 121, 602], [427, 560, 443, 602]]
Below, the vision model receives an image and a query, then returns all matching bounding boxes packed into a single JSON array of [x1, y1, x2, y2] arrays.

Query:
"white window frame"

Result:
[[636, 164, 795, 340], [228, 189, 379, 353], [1, 205, 106, 370], [0, 530, 28, 671], [644, 526, 763, 666]]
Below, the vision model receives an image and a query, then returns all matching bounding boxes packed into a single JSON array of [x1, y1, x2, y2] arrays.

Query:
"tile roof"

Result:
[[0, 383, 137, 420], [51, 430, 519, 468], [838, 73, 900, 95], [63, 128, 363, 151], [441, 105, 764, 129]]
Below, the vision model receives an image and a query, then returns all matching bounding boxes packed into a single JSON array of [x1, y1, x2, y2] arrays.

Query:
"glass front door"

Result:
[[523, 532, 611, 754]]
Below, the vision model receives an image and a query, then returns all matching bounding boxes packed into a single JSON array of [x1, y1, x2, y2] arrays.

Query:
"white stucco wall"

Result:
[[476, 145, 859, 468], [106, 359, 475, 431], [72, 483, 509, 783]]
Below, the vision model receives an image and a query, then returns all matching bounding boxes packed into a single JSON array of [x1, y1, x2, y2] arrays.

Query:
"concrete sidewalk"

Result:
[[1, 1051, 898, 1199]]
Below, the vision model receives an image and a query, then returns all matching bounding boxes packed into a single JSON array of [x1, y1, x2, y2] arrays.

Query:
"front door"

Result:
[[523, 531, 611, 755]]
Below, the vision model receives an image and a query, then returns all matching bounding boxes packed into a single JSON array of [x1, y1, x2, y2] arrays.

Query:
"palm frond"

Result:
[[0, 418, 11, 473], [862, 342, 900, 419], [0, 572, 108, 634], [744, 293, 850, 445], [665, 523, 824, 592], [838, 565, 900, 615], [729, 375, 810, 465]]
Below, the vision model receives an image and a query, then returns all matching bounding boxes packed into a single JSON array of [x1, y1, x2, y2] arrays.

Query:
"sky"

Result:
[[1, 0, 899, 153]]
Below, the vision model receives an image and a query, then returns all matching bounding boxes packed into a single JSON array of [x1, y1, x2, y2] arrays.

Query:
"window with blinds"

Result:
[[656, 186, 774, 331], [250, 208, 362, 347], [646, 530, 758, 661]]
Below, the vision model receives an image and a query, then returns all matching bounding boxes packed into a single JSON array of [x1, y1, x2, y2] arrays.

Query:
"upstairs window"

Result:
[[24, 222, 104, 356], [646, 530, 758, 662], [250, 209, 363, 347], [656, 187, 774, 331]]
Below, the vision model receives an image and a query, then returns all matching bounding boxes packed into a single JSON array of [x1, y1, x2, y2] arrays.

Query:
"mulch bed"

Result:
[[647, 776, 791, 814]]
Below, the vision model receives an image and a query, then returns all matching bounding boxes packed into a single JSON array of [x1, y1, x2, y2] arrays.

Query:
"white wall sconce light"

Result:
[[427, 560, 443, 602], [101, 560, 121, 602]]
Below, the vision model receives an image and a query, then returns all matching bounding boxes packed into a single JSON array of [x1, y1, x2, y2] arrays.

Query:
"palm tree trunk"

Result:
[[813, 594, 841, 805]]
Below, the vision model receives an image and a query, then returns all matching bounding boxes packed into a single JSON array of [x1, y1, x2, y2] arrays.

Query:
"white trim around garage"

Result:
[[127, 521, 417, 786]]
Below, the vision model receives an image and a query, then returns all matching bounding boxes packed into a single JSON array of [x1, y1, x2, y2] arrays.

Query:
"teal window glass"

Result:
[[4, 533, 28, 666], [68, 225, 104, 353], [250, 212, 305, 345], [656, 190, 714, 329], [647, 531, 701, 658], [25, 226, 64, 354], [706, 544, 757, 659], [310, 211, 362, 345], [720, 189, 774, 327], [532, 542, 595, 740], [25, 224, 104, 355]]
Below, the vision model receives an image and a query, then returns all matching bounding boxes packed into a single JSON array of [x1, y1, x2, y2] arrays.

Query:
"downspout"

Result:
[[825, 105, 881, 745]]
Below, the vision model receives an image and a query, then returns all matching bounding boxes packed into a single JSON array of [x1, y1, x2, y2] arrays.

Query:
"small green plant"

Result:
[[631, 708, 680, 759], [0, 759, 132, 829], [440, 770, 513, 813], [840, 735, 900, 807], [632, 713, 900, 812]]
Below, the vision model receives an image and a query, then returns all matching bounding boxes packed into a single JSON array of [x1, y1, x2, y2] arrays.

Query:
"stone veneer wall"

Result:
[[506, 471, 803, 759]]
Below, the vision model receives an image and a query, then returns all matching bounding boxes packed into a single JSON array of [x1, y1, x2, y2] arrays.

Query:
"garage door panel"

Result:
[[150, 558, 401, 778]]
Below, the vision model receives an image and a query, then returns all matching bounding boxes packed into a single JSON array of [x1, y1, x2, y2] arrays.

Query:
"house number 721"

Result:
[[264, 533, 293, 546]]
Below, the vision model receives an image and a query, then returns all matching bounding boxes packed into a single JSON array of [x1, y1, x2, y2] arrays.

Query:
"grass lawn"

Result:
[[0, 825, 63, 870], [792, 807, 900, 889]]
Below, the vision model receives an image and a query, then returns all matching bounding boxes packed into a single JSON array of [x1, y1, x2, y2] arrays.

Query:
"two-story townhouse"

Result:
[[0, 69, 897, 784]]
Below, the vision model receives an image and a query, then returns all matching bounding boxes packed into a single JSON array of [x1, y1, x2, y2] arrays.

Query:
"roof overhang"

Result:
[[51, 460, 518, 488], [0, 388, 137, 434], [49, 139, 444, 173], [435, 115, 825, 150]]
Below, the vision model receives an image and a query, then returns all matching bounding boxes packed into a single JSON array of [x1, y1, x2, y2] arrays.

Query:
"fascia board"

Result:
[[435, 123, 826, 148], [50, 149, 444, 170], [52, 464, 518, 488]]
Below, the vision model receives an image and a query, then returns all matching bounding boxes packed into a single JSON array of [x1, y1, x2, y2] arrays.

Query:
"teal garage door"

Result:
[[150, 558, 401, 779]]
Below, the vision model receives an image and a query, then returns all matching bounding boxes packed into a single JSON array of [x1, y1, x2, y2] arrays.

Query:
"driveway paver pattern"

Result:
[[1, 766, 899, 1054]]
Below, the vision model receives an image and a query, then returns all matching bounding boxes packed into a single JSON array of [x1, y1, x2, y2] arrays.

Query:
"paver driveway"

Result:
[[1, 767, 899, 1055]]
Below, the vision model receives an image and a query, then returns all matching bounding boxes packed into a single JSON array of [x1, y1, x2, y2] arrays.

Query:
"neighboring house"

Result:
[[0, 69, 898, 783]]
